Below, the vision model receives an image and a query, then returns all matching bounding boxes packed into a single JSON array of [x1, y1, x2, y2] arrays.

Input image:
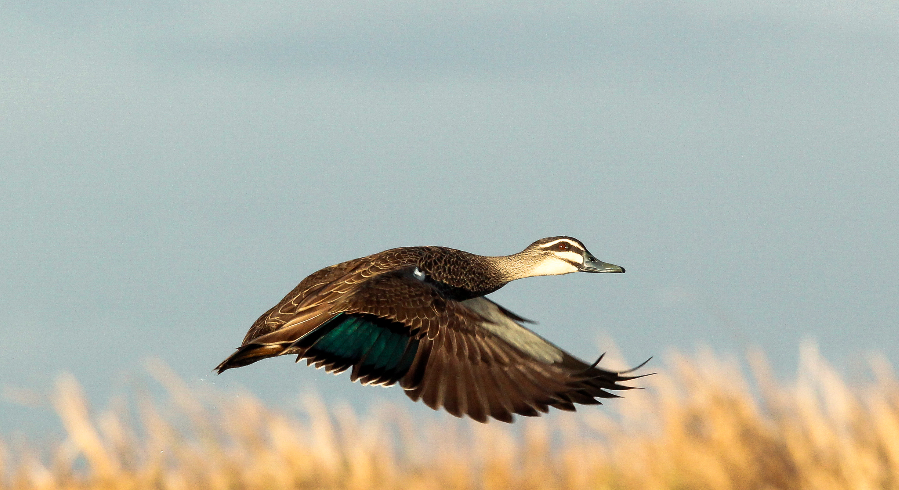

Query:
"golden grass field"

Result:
[[2, 345, 897, 490]]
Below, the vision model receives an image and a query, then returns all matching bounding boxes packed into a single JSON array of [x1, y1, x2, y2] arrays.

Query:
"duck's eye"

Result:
[[556, 242, 570, 251]]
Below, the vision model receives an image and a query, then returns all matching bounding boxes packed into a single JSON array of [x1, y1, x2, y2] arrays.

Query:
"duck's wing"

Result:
[[216, 257, 401, 371], [217, 266, 645, 423], [237, 258, 370, 345]]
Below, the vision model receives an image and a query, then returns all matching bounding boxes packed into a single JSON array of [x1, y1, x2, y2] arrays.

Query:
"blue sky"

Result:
[[2, 0, 898, 435]]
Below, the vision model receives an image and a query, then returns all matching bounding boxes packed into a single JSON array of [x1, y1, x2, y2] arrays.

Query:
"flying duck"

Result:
[[216, 236, 644, 423]]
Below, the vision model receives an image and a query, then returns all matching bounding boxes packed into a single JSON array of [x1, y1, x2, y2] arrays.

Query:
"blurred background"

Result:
[[2, 0, 897, 438]]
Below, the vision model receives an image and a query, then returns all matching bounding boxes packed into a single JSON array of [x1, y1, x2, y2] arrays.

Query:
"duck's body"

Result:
[[216, 236, 642, 423]]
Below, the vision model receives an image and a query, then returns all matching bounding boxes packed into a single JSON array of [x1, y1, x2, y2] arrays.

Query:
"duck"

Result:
[[215, 236, 645, 423]]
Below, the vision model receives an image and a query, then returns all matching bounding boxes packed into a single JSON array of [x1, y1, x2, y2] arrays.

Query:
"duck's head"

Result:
[[520, 236, 625, 277]]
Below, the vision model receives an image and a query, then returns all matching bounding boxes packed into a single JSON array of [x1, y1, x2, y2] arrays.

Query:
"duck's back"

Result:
[[241, 247, 429, 344]]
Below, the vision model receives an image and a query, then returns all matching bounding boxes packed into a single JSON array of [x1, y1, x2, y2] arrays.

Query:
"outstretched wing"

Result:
[[399, 296, 645, 423], [216, 267, 644, 423]]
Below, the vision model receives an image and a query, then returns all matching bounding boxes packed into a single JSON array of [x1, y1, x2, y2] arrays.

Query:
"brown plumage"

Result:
[[216, 236, 647, 423]]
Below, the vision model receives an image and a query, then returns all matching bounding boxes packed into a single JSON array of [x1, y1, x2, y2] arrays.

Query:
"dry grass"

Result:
[[2, 345, 898, 489]]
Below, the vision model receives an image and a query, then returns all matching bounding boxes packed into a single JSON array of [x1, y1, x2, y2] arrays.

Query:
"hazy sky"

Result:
[[3, 0, 898, 436]]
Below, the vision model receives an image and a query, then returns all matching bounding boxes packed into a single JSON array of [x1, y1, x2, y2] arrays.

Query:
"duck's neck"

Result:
[[484, 251, 579, 283], [482, 252, 542, 283]]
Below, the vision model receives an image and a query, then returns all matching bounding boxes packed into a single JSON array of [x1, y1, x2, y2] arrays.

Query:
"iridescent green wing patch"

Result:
[[297, 313, 419, 386]]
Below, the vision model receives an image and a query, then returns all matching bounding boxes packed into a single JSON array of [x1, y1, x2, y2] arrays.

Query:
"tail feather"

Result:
[[215, 309, 335, 374], [215, 343, 292, 373]]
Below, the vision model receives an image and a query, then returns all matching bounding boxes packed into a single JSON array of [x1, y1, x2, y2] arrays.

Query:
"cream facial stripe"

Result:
[[555, 250, 584, 265], [528, 256, 579, 276], [537, 238, 584, 251]]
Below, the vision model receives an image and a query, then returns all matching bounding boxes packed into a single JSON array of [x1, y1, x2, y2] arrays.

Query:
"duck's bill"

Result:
[[580, 256, 625, 273]]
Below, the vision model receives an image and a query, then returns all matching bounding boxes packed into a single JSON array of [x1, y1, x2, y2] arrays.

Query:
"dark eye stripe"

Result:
[[540, 240, 582, 252], [536, 239, 586, 255]]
